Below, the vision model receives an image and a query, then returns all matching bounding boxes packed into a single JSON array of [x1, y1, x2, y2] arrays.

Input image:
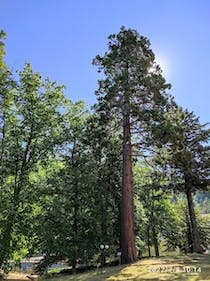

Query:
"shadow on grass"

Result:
[[41, 254, 210, 281], [105, 254, 210, 281]]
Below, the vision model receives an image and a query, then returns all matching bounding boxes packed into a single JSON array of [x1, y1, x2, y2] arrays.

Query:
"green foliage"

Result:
[[93, 26, 172, 263], [29, 106, 123, 271], [153, 105, 210, 253], [194, 193, 210, 214], [155, 106, 210, 191], [0, 28, 209, 272], [0, 62, 67, 266], [0, 30, 8, 70], [134, 164, 181, 255], [174, 198, 210, 252], [93, 26, 171, 129]]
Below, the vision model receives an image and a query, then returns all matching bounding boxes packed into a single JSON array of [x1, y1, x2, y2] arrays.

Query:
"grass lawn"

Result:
[[39, 253, 210, 281]]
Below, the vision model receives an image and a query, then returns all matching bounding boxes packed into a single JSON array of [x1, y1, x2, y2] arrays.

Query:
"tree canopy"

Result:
[[0, 27, 209, 272]]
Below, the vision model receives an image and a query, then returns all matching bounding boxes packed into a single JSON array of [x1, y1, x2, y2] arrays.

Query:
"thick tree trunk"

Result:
[[121, 114, 136, 264], [185, 211, 193, 253], [186, 187, 203, 253]]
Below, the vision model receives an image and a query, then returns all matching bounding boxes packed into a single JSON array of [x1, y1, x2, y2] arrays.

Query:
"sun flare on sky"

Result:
[[155, 53, 170, 77]]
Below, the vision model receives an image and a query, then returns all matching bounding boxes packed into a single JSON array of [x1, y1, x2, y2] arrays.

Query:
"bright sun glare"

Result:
[[155, 54, 169, 76]]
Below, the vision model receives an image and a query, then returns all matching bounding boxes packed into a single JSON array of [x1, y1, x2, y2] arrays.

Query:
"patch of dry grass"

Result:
[[3, 272, 29, 281]]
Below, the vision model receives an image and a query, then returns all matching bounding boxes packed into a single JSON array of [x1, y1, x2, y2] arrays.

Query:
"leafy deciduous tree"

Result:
[[0, 63, 66, 266]]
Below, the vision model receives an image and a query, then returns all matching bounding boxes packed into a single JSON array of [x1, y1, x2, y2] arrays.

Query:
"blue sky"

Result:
[[1, 0, 210, 123]]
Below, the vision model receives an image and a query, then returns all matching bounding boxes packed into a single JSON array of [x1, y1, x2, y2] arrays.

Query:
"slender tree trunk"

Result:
[[100, 251, 106, 268], [186, 186, 203, 253], [0, 204, 17, 267], [152, 226, 159, 257], [148, 245, 151, 257], [0, 114, 6, 185], [71, 143, 80, 273], [0, 220, 12, 266], [147, 226, 151, 257], [121, 113, 136, 264], [71, 258, 77, 274]]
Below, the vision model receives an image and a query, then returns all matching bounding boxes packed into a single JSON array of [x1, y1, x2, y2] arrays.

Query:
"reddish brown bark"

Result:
[[121, 114, 137, 264]]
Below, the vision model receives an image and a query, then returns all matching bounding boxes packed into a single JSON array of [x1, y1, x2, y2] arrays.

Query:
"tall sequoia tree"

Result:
[[93, 27, 170, 263]]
